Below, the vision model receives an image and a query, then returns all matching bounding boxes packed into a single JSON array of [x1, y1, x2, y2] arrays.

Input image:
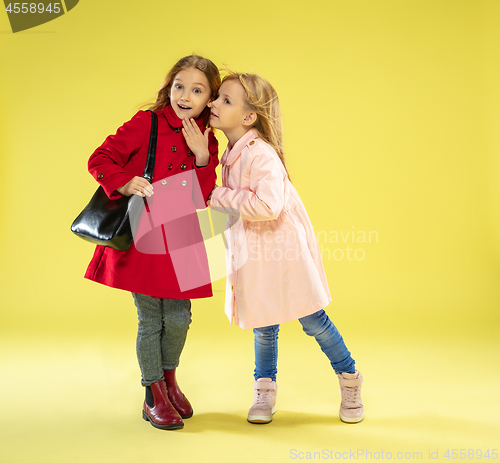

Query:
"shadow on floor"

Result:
[[182, 410, 344, 434]]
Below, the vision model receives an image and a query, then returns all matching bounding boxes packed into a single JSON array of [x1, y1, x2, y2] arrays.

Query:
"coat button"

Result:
[[187, 151, 194, 157], [168, 164, 173, 170], [161, 179, 167, 185], [181, 180, 187, 186], [180, 164, 187, 170], [171, 146, 177, 152], [174, 128, 181, 133], [98, 173, 103, 179], [232, 255, 234, 261], [249, 141, 255, 145], [231, 285, 233, 291]]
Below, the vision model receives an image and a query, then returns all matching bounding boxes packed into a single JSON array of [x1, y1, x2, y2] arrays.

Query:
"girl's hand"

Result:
[[206, 184, 219, 207], [116, 176, 153, 197], [182, 118, 210, 167]]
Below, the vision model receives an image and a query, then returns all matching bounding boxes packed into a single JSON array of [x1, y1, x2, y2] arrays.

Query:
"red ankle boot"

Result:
[[163, 368, 193, 419], [142, 380, 184, 430]]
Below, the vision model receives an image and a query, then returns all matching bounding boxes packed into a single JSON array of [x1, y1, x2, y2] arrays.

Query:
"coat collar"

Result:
[[220, 128, 259, 167], [162, 103, 205, 130]]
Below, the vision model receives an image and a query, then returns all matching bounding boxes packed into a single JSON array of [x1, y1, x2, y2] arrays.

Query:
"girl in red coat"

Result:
[[84, 55, 220, 430]]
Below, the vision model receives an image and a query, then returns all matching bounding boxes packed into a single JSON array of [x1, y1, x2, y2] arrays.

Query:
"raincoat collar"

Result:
[[221, 128, 258, 167]]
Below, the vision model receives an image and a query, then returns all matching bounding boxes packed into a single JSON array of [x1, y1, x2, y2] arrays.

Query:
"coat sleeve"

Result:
[[209, 146, 285, 222], [192, 130, 219, 208], [88, 110, 150, 200]]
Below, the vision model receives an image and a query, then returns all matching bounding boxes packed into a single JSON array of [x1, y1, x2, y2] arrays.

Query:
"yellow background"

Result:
[[1, 1, 499, 462]]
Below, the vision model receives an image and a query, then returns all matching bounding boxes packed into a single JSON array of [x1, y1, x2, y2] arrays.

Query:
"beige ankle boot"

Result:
[[338, 370, 364, 423], [247, 378, 277, 424]]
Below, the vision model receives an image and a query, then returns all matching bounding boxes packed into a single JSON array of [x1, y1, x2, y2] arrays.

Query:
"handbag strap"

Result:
[[142, 110, 158, 183]]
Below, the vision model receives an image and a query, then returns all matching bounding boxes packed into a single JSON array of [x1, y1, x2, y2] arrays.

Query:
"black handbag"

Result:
[[70, 111, 158, 251]]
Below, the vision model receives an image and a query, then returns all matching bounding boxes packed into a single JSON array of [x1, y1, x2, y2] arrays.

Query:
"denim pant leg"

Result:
[[132, 293, 192, 386], [132, 293, 163, 386], [253, 324, 280, 381], [298, 309, 356, 375], [160, 298, 192, 371]]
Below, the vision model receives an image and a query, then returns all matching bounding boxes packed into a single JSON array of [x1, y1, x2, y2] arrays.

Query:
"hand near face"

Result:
[[182, 118, 210, 167]]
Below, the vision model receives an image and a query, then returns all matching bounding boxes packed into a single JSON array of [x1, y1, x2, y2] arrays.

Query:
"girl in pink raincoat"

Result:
[[208, 72, 364, 425]]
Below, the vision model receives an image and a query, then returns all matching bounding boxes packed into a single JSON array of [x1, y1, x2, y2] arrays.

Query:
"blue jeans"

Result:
[[253, 309, 355, 381]]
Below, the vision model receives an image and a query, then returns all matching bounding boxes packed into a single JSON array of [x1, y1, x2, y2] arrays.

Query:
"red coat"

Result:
[[84, 104, 219, 299]]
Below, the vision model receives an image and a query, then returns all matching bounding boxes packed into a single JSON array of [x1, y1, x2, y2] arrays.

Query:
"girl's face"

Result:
[[210, 80, 254, 143], [169, 67, 212, 120]]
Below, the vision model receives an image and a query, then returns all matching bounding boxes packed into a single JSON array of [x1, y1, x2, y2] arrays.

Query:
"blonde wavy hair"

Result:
[[221, 72, 290, 179], [150, 54, 221, 127]]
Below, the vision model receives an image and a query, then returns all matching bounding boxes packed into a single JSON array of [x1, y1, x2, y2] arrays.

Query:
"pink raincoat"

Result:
[[209, 129, 332, 329]]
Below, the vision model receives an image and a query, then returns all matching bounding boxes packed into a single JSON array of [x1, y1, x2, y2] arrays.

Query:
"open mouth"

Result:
[[178, 104, 191, 111]]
